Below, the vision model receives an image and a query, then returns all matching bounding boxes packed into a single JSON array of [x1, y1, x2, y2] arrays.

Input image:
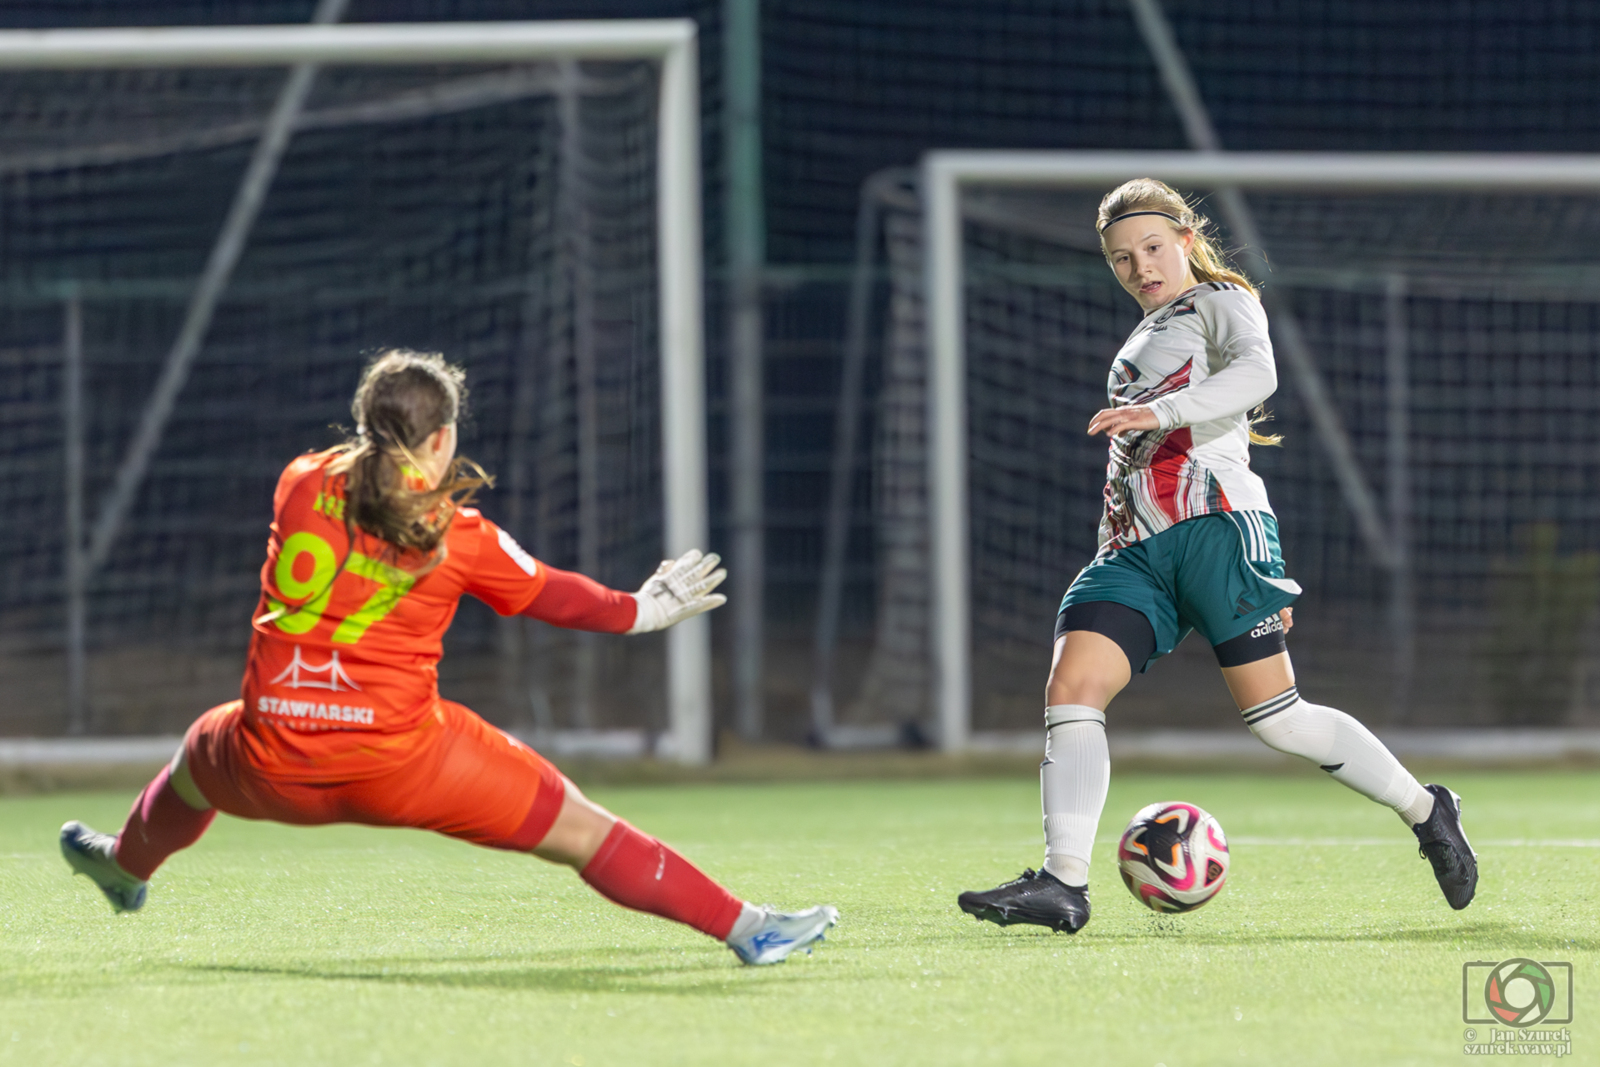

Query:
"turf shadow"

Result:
[[185, 956, 810, 996], [1046, 919, 1600, 952]]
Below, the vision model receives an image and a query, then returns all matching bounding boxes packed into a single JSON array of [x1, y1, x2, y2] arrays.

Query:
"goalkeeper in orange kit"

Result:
[[60, 349, 836, 966]]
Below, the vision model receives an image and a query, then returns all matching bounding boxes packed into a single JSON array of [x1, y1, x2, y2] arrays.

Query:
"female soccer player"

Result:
[[61, 349, 836, 966], [956, 179, 1476, 933]]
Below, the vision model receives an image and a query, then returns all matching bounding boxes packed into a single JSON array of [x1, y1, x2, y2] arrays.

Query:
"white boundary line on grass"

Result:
[[1231, 837, 1600, 848]]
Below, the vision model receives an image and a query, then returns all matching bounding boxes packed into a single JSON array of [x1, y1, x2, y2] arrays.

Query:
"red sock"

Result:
[[112, 766, 216, 881], [580, 820, 745, 940]]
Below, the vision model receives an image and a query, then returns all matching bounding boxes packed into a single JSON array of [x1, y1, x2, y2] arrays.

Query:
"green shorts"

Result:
[[1058, 511, 1301, 672]]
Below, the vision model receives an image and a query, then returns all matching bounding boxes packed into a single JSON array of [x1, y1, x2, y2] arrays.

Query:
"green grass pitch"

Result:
[[3, 771, 1597, 1066]]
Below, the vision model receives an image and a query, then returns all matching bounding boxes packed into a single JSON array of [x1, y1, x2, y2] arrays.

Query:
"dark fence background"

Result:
[[4, 1, 1599, 739]]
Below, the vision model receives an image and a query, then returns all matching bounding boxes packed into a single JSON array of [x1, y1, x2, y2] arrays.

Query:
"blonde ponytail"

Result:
[[1097, 177, 1280, 446]]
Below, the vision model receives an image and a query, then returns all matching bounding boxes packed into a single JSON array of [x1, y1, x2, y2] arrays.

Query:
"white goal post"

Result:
[[0, 21, 712, 763], [922, 149, 1600, 752]]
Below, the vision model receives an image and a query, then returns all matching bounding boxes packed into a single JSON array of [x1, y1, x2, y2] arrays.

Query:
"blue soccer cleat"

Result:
[[60, 820, 147, 914], [726, 904, 839, 966]]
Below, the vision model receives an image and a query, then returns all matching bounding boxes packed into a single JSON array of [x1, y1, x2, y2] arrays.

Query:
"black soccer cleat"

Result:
[[957, 867, 1090, 933], [1412, 784, 1478, 910]]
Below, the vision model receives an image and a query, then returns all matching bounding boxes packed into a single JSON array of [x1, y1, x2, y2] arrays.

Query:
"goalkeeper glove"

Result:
[[627, 549, 728, 634]]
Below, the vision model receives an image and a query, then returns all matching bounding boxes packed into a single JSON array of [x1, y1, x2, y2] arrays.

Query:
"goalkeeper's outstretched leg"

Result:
[[529, 770, 838, 964], [62, 714, 838, 964]]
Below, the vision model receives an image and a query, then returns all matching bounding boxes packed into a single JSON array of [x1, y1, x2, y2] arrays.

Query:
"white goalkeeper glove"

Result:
[[627, 549, 728, 634]]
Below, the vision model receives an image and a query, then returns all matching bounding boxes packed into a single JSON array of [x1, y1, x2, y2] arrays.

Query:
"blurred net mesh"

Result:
[[848, 183, 1600, 733], [761, 1, 1600, 268], [0, 60, 668, 737]]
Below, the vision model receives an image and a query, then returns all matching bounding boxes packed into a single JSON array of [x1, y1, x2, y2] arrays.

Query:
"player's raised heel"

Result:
[[726, 904, 839, 966], [1412, 784, 1477, 910], [59, 820, 148, 914], [957, 868, 1090, 933]]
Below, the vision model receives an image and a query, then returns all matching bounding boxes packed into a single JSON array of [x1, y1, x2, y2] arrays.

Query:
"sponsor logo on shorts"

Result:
[[257, 695, 375, 725], [1249, 613, 1284, 640]]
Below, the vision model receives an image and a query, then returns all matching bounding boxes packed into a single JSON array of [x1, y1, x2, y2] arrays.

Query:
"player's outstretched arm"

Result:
[[520, 566, 638, 632], [627, 549, 727, 634]]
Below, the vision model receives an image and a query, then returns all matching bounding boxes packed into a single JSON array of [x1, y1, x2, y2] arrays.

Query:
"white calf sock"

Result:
[[1040, 704, 1109, 887], [1242, 687, 1433, 826], [726, 901, 765, 943]]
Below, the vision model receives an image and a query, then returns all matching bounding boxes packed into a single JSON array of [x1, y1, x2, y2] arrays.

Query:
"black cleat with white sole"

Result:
[[957, 867, 1090, 933], [1413, 783, 1477, 910]]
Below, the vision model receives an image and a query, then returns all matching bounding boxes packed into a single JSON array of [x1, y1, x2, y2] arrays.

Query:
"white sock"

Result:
[[725, 901, 765, 943], [1242, 687, 1434, 826], [1040, 704, 1109, 887]]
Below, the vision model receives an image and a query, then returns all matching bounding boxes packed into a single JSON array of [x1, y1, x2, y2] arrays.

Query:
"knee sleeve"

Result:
[[1242, 687, 1424, 814]]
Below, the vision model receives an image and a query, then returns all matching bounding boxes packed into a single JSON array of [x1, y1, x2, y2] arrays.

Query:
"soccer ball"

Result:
[[1116, 801, 1230, 913]]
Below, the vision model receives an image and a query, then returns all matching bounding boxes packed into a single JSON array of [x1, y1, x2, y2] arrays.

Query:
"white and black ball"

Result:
[[1116, 801, 1230, 913]]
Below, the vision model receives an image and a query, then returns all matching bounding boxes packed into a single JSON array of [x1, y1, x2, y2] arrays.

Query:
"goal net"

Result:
[[0, 23, 709, 758], [841, 154, 1600, 745]]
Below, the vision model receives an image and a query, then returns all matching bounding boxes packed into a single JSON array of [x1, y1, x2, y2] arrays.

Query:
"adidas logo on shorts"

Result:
[[1249, 613, 1285, 640]]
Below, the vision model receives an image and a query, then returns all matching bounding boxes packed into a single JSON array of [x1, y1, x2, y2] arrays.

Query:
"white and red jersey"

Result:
[[1098, 282, 1278, 554]]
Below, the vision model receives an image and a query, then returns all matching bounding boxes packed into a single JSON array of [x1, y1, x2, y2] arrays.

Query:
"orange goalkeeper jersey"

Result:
[[238, 450, 554, 780]]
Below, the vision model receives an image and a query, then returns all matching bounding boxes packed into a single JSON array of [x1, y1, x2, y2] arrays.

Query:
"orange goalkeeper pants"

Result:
[[184, 699, 566, 852]]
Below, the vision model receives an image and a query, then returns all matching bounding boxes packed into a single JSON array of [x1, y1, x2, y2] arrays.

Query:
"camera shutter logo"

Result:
[[1463, 959, 1573, 1027], [1484, 959, 1556, 1027]]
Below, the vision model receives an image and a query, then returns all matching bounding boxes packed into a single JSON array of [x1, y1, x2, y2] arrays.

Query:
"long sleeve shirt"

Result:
[[1098, 281, 1278, 554]]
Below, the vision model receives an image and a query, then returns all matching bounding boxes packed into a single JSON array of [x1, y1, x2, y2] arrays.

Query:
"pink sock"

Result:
[[580, 821, 745, 940], [112, 766, 216, 881]]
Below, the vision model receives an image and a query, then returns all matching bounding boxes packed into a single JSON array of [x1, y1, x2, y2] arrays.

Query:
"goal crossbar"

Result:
[[0, 21, 696, 66], [0, 21, 711, 763], [921, 148, 1600, 753]]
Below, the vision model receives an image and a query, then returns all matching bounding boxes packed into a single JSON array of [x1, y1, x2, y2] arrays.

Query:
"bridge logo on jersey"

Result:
[[269, 646, 362, 691]]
